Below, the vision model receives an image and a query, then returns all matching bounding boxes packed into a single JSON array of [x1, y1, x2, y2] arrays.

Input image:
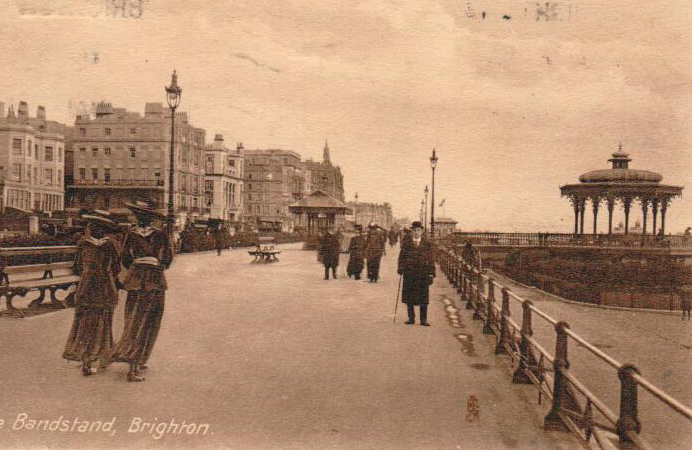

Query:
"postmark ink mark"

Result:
[[466, 395, 480, 422]]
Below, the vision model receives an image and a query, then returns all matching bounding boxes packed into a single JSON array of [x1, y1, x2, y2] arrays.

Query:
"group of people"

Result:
[[63, 199, 174, 382], [318, 221, 436, 326]]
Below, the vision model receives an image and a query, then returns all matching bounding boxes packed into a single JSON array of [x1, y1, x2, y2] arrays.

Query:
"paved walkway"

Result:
[[1, 244, 578, 450]]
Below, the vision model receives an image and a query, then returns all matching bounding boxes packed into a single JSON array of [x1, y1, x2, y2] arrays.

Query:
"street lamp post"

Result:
[[420, 199, 424, 224], [424, 185, 429, 234], [429, 149, 438, 238], [354, 192, 358, 225], [165, 70, 182, 236]]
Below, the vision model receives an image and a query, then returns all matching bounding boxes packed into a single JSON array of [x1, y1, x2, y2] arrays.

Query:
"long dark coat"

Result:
[[63, 237, 121, 364], [397, 236, 435, 305], [347, 234, 365, 276], [111, 227, 174, 365], [319, 232, 341, 267], [365, 232, 386, 259]]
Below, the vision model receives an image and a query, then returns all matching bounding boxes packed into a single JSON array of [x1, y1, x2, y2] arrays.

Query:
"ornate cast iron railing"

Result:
[[436, 244, 692, 450], [449, 231, 692, 249]]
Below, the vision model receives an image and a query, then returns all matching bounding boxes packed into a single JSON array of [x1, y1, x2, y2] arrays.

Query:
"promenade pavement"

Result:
[[1, 243, 579, 450]]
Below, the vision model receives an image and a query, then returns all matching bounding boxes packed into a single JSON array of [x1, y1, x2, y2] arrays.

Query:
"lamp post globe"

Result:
[[165, 70, 182, 235], [429, 149, 438, 238]]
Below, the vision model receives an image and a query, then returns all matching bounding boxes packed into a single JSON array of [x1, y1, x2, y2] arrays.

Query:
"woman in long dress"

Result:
[[63, 211, 121, 376], [111, 200, 174, 382]]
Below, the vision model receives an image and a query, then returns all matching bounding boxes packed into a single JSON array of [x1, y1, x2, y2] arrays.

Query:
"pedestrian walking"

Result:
[[388, 228, 398, 247], [214, 224, 226, 256], [347, 225, 365, 280], [397, 221, 435, 326], [318, 225, 341, 280], [681, 287, 692, 321], [365, 224, 386, 282], [63, 210, 122, 376], [111, 200, 174, 382]]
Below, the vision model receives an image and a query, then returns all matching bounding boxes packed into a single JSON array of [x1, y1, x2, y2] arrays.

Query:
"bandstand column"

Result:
[[623, 197, 631, 235], [607, 198, 615, 235], [592, 197, 599, 234], [660, 200, 668, 235], [573, 200, 580, 235], [579, 198, 586, 235], [641, 198, 648, 235], [651, 199, 659, 235]]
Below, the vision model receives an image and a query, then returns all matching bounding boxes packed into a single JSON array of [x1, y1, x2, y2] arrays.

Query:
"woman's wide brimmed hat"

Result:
[[81, 209, 121, 231], [124, 199, 166, 220]]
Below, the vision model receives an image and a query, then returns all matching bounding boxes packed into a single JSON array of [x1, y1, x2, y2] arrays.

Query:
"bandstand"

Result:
[[560, 146, 683, 235]]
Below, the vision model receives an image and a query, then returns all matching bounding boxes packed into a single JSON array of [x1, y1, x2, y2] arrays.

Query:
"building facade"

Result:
[[432, 217, 458, 236], [204, 135, 244, 224], [66, 102, 206, 226], [243, 149, 312, 231], [346, 201, 393, 229], [304, 140, 344, 202], [0, 101, 66, 213]]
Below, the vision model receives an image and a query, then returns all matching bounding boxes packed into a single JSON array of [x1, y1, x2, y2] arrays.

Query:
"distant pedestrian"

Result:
[[681, 288, 691, 321], [319, 225, 341, 280], [111, 200, 174, 382], [347, 225, 365, 280], [214, 225, 226, 256], [365, 224, 386, 282], [397, 221, 435, 326], [63, 210, 121, 376], [388, 228, 398, 247]]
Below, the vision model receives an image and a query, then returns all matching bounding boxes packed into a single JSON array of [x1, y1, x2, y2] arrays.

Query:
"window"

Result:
[[105, 128, 111, 135], [91, 168, 98, 180], [248, 193, 252, 201], [104, 197, 110, 208], [205, 180, 214, 192], [130, 147, 136, 158], [92, 147, 98, 157], [229, 159, 235, 167], [58, 148, 63, 162], [12, 139, 22, 155], [79, 128, 86, 136], [33, 167, 37, 184], [80, 147, 86, 153], [35, 144, 39, 158], [45, 147, 53, 161], [104, 168, 111, 183], [44, 169, 53, 185], [248, 173, 253, 180], [26, 166, 31, 183], [206, 155, 214, 173], [58, 170, 62, 185], [27, 140, 32, 154], [130, 128, 136, 135], [12, 164, 22, 181], [104, 147, 111, 156], [79, 168, 86, 180], [248, 183, 252, 191]]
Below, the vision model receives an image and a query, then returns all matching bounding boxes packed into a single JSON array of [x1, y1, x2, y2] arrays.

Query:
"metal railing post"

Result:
[[512, 299, 535, 384], [483, 278, 496, 334], [472, 267, 483, 320], [495, 287, 511, 354], [615, 364, 641, 442], [464, 265, 473, 309], [544, 321, 572, 431]]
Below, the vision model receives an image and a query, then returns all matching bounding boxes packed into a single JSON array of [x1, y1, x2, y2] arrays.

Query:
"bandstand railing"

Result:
[[436, 244, 692, 450], [449, 232, 692, 249]]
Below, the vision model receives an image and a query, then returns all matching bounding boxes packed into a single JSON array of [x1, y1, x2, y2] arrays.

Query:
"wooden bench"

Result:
[[0, 246, 79, 318], [248, 236, 281, 262]]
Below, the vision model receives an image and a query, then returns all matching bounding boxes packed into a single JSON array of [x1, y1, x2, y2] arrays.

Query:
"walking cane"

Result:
[[393, 274, 403, 324]]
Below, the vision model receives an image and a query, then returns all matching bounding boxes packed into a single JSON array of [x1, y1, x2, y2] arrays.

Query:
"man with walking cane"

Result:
[[396, 221, 435, 326]]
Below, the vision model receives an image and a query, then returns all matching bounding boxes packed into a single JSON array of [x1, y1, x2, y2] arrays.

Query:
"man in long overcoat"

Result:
[[397, 221, 435, 326], [319, 225, 341, 280], [347, 225, 365, 279], [365, 225, 386, 282]]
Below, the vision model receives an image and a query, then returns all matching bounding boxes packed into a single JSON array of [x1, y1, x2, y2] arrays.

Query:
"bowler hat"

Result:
[[411, 221, 423, 229]]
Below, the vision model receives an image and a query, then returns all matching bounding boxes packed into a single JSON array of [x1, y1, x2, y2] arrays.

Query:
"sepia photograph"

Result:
[[0, 1, 691, 449]]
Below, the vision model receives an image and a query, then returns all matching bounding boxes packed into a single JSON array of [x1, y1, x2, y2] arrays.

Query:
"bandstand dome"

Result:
[[560, 145, 682, 236]]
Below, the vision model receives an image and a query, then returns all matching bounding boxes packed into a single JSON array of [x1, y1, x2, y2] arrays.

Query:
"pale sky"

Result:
[[1, 0, 691, 232]]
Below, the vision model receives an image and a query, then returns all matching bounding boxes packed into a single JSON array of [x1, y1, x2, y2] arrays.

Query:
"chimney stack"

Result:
[[18, 101, 29, 118], [37, 105, 46, 120], [214, 134, 224, 142]]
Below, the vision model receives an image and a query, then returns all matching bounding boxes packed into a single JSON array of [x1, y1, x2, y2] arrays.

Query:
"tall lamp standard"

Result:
[[354, 192, 358, 225], [429, 149, 438, 238], [424, 185, 429, 233], [165, 70, 182, 236], [420, 199, 424, 224]]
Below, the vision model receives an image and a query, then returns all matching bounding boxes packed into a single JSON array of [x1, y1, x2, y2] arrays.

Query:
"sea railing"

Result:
[[436, 244, 692, 450]]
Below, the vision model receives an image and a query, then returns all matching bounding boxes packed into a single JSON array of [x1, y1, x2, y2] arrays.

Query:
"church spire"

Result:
[[323, 139, 331, 164]]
